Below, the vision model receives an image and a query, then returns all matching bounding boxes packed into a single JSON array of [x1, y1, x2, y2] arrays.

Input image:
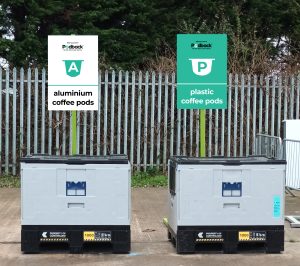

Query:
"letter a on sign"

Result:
[[63, 60, 84, 77], [69, 62, 78, 72]]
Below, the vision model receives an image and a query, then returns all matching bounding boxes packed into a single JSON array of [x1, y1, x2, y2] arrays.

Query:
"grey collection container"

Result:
[[20, 154, 131, 253], [167, 156, 286, 254]]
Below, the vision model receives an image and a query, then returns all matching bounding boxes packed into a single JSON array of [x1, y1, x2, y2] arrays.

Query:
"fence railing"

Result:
[[255, 134, 300, 190], [1, 68, 300, 174], [255, 133, 283, 159]]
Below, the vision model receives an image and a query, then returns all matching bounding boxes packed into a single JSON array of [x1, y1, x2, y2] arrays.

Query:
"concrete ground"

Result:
[[1, 188, 300, 266]]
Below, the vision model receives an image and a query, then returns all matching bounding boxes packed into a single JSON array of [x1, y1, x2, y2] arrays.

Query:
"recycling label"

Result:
[[48, 35, 98, 110], [177, 34, 227, 109]]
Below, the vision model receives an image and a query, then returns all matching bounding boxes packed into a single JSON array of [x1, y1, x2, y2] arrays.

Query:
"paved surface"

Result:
[[1, 188, 300, 266]]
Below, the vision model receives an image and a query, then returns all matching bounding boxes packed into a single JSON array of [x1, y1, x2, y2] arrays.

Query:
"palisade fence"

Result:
[[0, 68, 300, 175]]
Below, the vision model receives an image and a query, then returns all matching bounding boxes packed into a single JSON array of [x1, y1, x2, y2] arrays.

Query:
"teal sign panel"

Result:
[[177, 34, 227, 109], [273, 195, 281, 218], [63, 60, 84, 77]]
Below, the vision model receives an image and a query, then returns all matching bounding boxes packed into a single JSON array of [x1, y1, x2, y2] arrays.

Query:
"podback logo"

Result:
[[189, 58, 215, 76], [62, 44, 83, 51], [191, 42, 212, 49]]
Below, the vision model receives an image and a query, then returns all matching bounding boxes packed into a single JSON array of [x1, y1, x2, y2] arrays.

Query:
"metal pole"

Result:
[[72, 110, 77, 155], [200, 109, 206, 157]]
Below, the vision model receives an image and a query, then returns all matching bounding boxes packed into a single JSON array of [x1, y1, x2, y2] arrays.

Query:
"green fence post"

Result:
[[72, 110, 77, 155], [200, 110, 206, 157]]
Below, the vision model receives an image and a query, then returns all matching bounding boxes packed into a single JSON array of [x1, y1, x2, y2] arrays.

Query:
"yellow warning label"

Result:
[[239, 231, 250, 241], [83, 231, 95, 241]]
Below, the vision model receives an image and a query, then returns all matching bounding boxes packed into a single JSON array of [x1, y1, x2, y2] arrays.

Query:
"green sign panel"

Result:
[[177, 34, 227, 109]]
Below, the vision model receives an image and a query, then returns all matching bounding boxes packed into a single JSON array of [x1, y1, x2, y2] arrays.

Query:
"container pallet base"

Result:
[[21, 225, 130, 254], [167, 225, 284, 254]]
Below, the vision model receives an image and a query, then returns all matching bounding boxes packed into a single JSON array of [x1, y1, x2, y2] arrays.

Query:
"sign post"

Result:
[[48, 35, 98, 155], [71, 111, 77, 155], [200, 110, 206, 157], [177, 34, 227, 157]]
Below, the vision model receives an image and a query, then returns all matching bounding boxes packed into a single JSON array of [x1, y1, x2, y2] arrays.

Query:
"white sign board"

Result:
[[284, 120, 300, 140], [284, 120, 300, 189], [48, 35, 98, 110]]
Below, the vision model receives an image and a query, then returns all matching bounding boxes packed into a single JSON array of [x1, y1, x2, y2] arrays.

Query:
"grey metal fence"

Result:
[[255, 133, 283, 159], [255, 134, 300, 190], [1, 68, 300, 174]]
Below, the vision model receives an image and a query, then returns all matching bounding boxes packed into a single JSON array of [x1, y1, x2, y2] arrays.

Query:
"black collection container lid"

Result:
[[20, 154, 129, 164], [169, 156, 286, 165]]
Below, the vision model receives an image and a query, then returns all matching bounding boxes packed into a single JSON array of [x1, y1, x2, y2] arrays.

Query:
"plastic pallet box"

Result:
[[167, 156, 286, 254], [21, 155, 131, 253]]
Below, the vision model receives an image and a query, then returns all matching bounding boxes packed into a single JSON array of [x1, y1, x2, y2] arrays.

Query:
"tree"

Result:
[[0, 0, 158, 68], [0, 0, 299, 71]]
